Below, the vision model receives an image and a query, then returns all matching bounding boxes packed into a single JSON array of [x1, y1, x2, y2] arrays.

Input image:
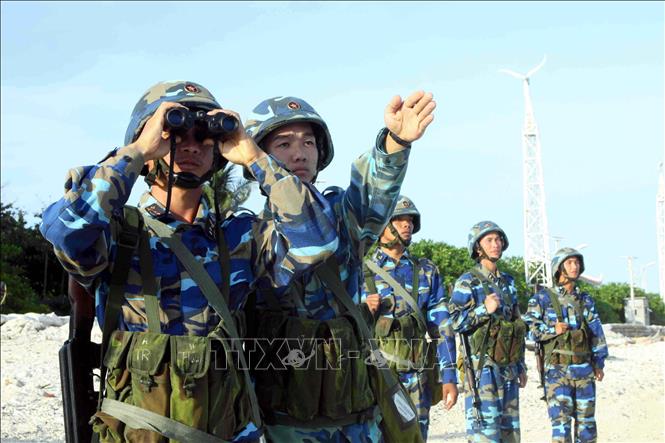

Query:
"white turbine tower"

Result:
[[657, 162, 665, 300], [501, 56, 552, 289]]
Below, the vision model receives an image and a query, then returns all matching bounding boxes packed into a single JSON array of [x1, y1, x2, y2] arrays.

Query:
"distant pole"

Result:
[[657, 162, 665, 301], [625, 256, 637, 323], [552, 235, 564, 252]]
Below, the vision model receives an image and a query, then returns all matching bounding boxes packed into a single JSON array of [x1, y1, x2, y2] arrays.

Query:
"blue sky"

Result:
[[2, 2, 663, 293]]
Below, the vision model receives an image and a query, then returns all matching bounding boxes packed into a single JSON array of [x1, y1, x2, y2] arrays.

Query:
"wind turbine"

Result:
[[501, 55, 552, 289]]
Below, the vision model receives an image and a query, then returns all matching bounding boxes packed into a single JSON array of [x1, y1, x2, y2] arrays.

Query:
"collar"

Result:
[[557, 284, 580, 298], [374, 247, 412, 268], [138, 191, 214, 239], [476, 263, 502, 283]]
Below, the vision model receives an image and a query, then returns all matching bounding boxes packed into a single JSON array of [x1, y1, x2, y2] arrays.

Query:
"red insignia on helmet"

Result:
[[402, 200, 410, 207], [185, 84, 200, 93], [287, 101, 301, 110]]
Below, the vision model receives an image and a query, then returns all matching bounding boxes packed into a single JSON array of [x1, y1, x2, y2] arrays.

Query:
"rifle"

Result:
[[534, 340, 547, 401], [59, 276, 101, 443], [459, 332, 485, 428]]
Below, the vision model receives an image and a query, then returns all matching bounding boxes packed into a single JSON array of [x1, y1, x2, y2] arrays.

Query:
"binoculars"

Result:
[[164, 108, 239, 140]]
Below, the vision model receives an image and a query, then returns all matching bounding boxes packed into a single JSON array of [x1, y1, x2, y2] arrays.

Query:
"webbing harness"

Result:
[[97, 205, 261, 442], [364, 257, 429, 369], [314, 256, 421, 441], [543, 287, 591, 361]]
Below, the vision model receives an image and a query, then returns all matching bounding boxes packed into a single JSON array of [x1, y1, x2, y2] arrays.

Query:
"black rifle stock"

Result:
[[60, 276, 101, 443], [460, 332, 484, 427], [534, 340, 547, 401]]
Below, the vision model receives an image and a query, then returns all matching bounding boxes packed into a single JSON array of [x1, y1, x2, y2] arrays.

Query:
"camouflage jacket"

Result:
[[449, 263, 527, 375], [255, 135, 410, 319], [361, 248, 458, 384], [40, 146, 338, 335], [523, 286, 609, 377]]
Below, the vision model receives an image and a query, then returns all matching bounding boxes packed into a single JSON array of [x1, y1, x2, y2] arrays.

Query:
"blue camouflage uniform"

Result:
[[250, 138, 410, 443], [361, 248, 457, 440], [449, 264, 526, 443], [522, 285, 608, 443], [40, 146, 338, 442]]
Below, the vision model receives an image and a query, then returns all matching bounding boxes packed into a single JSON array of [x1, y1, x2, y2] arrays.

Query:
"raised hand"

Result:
[[384, 90, 436, 145]]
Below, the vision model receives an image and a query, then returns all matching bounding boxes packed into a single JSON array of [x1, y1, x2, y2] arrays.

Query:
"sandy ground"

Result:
[[1, 314, 664, 442], [428, 334, 665, 442]]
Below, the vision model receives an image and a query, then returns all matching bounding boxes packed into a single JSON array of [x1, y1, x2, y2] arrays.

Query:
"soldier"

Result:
[[40, 81, 338, 442], [449, 221, 528, 443], [522, 248, 608, 443], [243, 92, 435, 442], [361, 195, 458, 440]]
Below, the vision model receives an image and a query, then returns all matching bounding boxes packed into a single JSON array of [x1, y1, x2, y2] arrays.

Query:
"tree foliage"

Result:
[[408, 239, 664, 325], [0, 202, 65, 314]]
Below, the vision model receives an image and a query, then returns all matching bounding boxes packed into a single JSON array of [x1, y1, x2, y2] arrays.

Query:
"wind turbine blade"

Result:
[[526, 55, 547, 78], [499, 69, 525, 80]]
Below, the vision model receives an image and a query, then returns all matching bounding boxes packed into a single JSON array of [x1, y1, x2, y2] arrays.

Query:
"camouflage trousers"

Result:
[[398, 370, 433, 441], [464, 365, 520, 443], [263, 419, 382, 443], [545, 367, 597, 443]]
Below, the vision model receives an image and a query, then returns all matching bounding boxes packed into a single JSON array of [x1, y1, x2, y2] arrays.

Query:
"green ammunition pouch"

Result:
[[92, 206, 261, 443], [467, 268, 526, 368], [374, 313, 428, 372], [251, 296, 376, 426], [365, 258, 444, 405], [318, 257, 423, 443], [469, 318, 527, 367], [543, 288, 591, 366]]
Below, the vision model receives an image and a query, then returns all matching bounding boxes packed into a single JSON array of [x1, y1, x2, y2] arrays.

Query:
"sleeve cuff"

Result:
[[374, 128, 410, 168], [473, 303, 490, 322], [441, 368, 457, 385], [107, 146, 146, 177]]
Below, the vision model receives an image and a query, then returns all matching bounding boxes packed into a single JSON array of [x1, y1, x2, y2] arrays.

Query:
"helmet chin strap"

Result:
[[144, 139, 219, 217], [378, 223, 410, 249], [557, 268, 578, 286], [476, 245, 500, 263]]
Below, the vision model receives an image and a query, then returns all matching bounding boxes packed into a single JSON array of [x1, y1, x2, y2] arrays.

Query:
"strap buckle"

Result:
[[116, 229, 140, 249]]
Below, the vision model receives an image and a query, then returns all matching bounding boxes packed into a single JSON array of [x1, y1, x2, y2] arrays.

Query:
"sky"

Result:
[[2, 1, 663, 294]]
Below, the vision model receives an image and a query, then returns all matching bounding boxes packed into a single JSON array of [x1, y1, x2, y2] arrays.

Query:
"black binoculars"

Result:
[[164, 107, 239, 140]]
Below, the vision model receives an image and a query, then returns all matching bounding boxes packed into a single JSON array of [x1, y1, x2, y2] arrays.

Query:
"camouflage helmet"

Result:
[[389, 195, 421, 233], [124, 80, 221, 146], [467, 220, 509, 260], [551, 247, 585, 282], [245, 96, 334, 172]]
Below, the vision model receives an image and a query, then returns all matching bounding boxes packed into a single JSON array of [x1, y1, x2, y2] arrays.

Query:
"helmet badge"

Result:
[[287, 101, 301, 110], [185, 84, 200, 93], [402, 200, 411, 207]]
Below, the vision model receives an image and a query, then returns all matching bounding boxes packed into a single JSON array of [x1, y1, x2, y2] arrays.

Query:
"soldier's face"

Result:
[[163, 129, 215, 178], [264, 122, 319, 183], [381, 215, 414, 243], [392, 215, 414, 241], [478, 232, 503, 260], [562, 257, 581, 279]]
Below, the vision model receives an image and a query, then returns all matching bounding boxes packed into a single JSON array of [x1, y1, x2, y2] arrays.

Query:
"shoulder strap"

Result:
[[544, 287, 564, 322], [468, 267, 513, 308], [99, 205, 143, 409], [364, 258, 427, 332], [363, 262, 378, 294], [141, 212, 262, 428]]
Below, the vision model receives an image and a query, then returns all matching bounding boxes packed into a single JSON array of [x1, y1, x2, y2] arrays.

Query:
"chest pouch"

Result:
[[169, 335, 211, 434], [543, 289, 591, 366]]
